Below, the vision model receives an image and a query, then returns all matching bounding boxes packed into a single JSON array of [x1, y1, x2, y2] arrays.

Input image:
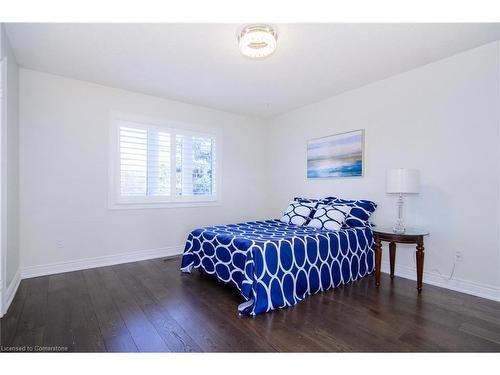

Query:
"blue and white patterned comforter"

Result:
[[180, 219, 374, 315]]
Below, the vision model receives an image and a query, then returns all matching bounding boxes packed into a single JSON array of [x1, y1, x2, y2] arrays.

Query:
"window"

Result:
[[110, 115, 219, 208], [175, 135, 216, 197]]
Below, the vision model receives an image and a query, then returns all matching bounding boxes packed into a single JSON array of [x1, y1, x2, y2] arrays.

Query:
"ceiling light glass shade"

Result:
[[238, 25, 277, 59]]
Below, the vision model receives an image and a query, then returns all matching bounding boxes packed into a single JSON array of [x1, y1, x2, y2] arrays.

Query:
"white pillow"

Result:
[[307, 204, 349, 231], [280, 201, 316, 226]]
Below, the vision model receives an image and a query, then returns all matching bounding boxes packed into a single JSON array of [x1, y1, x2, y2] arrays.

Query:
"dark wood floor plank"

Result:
[[130, 259, 246, 352], [333, 275, 500, 352], [358, 276, 500, 351], [10, 276, 49, 348], [114, 262, 202, 352], [2, 255, 500, 352], [0, 280, 29, 347], [43, 273, 77, 351], [459, 320, 500, 345], [97, 266, 169, 352], [62, 271, 106, 352], [82, 268, 138, 353]]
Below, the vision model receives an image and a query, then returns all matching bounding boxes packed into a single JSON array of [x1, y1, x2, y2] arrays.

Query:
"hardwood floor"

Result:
[[1, 256, 500, 352]]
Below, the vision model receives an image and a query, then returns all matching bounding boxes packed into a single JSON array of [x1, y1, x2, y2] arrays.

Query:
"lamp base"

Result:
[[392, 223, 406, 234], [393, 193, 406, 234]]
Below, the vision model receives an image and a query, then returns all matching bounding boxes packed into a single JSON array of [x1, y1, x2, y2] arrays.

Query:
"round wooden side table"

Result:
[[372, 227, 430, 293]]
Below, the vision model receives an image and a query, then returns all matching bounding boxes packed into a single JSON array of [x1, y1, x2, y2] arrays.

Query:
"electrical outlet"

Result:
[[56, 241, 64, 249], [454, 250, 464, 262]]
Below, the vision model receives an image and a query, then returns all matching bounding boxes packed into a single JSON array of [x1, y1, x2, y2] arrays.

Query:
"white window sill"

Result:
[[108, 200, 222, 210]]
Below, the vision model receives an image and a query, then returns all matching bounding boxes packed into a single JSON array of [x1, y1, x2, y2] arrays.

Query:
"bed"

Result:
[[180, 218, 375, 315]]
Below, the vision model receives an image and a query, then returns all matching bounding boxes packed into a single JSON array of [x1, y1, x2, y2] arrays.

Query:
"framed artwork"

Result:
[[307, 129, 364, 178]]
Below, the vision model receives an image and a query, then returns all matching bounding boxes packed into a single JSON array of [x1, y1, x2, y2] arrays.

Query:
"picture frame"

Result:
[[307, 129, 365, 179]]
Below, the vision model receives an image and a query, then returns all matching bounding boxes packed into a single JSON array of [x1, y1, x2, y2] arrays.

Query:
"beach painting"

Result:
[[307, 129, 364, 178]]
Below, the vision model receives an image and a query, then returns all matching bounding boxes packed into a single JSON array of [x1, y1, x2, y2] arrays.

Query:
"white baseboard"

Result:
[[380, 261, 500, 302], [21, 245, 183, 279], [1, 268, 21, 317]]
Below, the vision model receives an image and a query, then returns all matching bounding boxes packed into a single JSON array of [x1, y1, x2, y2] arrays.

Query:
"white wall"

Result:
[[1, 24, 20, 294], [20, 69, 268, 271], [265, 42, 500, 295]]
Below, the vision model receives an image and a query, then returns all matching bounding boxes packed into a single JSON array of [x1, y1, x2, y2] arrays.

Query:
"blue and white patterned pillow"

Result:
[[294, 196, 320, 204], [280, 201, 316, 226], [307, 204, 348, 231], [294, 196, 337, 206], [321, 196, 377, 228], [293, 197, 322, 220]]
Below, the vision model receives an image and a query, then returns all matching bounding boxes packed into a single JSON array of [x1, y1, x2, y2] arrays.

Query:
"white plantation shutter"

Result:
[[114, 118, 217, 206], [119, 126, 147, 196], [146, 130, 171, 196], [119, 124, 171, 197], [176, 135, 216, 196]]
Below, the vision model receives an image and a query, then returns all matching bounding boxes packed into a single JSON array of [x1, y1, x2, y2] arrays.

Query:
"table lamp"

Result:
[[386, 168, 420, 233]]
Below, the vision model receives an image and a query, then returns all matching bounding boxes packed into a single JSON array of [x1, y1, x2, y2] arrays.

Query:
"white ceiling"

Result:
[[5, 23, 500, 118]]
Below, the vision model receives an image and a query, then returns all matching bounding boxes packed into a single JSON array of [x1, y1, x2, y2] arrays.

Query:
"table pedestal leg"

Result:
[[389, 242, 396, 279], [416, 242, 425, 293], [375, 238, 382, 287]]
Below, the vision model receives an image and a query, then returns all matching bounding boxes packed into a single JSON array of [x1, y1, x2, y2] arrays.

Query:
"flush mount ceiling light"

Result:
[[238, 24, 278, 59]]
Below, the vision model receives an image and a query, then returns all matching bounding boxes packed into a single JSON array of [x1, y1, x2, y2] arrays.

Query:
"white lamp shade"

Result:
[[386, 169, 420, 194]]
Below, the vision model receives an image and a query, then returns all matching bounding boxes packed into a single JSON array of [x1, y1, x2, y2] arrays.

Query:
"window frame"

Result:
[[109, 112, 221, 209]]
